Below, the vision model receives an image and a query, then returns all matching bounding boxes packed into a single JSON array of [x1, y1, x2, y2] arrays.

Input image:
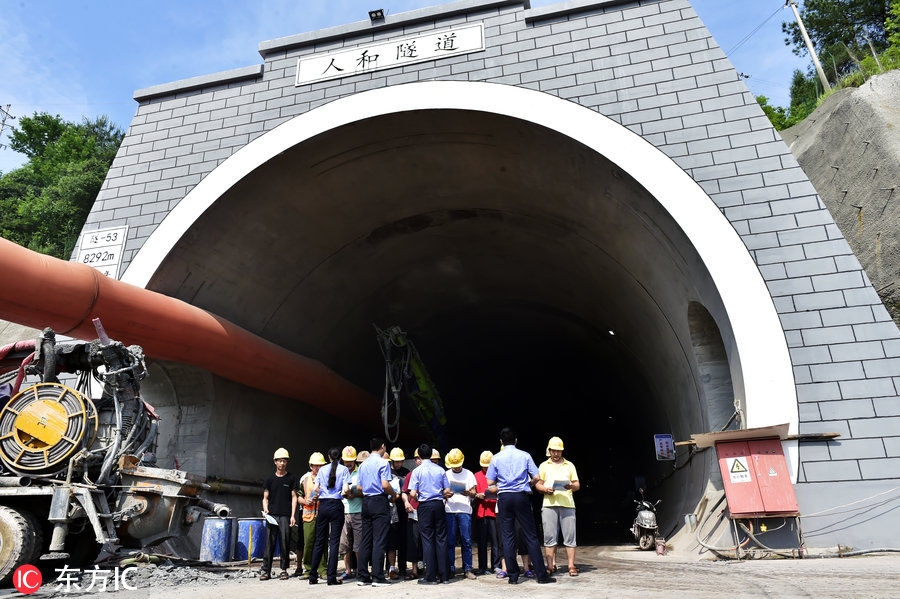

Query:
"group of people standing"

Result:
[[260, 427, 579, 586]]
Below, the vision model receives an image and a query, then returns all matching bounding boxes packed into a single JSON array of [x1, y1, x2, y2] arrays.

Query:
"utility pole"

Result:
[[0, 104, 15, 150], [786, 0, 831, 92]]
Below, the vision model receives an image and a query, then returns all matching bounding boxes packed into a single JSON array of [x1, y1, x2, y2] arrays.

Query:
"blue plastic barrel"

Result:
[[235, 518, 267, 561], [199, 517, 234, 563]]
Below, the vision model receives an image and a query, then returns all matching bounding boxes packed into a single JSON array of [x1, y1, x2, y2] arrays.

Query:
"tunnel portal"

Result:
[[146, 110, 738, 541]]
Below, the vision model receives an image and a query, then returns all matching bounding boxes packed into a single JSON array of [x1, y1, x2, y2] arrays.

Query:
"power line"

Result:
[[0, 104, 16, 150], [725, 4, 785, 56]]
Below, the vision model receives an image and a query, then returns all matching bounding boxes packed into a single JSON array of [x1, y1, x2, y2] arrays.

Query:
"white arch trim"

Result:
[[122, 81, 798, 476]]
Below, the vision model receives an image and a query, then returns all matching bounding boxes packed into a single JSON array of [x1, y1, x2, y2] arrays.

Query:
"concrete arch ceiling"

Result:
[[123, 81, 797, 475]]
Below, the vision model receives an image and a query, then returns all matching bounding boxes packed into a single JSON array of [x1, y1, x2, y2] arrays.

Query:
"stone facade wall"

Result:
[[79, 0, 900, 542]]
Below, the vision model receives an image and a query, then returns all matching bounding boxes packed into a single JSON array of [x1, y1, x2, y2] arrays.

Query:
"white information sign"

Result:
[[296, 23, 485, 86], [76, 226, 128, 279], [654, 434, 676, 461], [726, 456, 752, 484]]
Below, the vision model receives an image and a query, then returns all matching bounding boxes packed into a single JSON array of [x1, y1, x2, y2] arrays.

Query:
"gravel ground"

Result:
[[22, 545, 900, 598]]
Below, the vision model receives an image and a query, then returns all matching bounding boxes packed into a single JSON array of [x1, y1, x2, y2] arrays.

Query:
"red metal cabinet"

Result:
[[717, 438, 799, 518]]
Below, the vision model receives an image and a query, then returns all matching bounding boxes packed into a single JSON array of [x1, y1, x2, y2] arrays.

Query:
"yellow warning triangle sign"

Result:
[[730, 458, 748, 473]]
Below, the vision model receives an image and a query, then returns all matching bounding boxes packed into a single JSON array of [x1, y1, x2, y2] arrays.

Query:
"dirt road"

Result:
[[31, 546, 900, 598]]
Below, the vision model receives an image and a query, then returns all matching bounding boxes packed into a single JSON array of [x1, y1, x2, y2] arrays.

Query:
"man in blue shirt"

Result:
[[408, 442, 452, 584], [356, 437, 398, 586], [486, 428, 556, 585], [309, 447, 351, 586]]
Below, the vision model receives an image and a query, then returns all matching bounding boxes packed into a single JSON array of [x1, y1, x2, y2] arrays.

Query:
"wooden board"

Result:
[[691, 423, 790, 448]]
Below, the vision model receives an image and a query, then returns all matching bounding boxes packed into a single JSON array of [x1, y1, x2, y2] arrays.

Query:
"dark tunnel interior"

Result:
[[144, 109, 741, 543]]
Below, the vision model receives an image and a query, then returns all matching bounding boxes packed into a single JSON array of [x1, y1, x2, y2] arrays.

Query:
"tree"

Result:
[[0, 113, 123, 258], [888, 0, 900, 47], [782, 0, 891, 57]]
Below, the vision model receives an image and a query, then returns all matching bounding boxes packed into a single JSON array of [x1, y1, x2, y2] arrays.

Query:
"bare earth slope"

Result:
[[781, 70, 900, 324]]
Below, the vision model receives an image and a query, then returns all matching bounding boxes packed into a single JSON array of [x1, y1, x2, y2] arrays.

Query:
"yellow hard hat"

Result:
[[431, 449, 441, 460], [413, 448, 420, 458], [546, 436, 565, 456], [389, 447, 405, 461], [479, 451, 493, 467], [445, 448, 464, 468], [309, 452, 326, 465], [273, 448, 290, 460], [356, 450, 370, 463], [342, 446, 357, 461]]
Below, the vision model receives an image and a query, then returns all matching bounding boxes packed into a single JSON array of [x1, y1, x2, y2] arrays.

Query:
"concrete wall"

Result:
[[77, 0, 900, 548]]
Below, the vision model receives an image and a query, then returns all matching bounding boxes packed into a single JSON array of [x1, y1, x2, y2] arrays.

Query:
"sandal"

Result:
[[568, 567, 578, 577], [279, 571, 289, 580], [496, 570, 507, 579]]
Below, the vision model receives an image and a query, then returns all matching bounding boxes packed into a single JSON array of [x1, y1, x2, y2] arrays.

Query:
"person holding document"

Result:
[[309, 447, 351, 585], [261, 447, 298, 581], [485, 428, 555, 585], [339, 446, 363, 580], [444, 448, 477, 579], [356, 437, 398, 586], [535, 436, 580, 577], [407, 442, 452, 585]]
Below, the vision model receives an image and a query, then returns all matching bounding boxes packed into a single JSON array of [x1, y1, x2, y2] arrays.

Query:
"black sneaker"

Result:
[[508, 577, 520, 585], [537, 576, 557, 584], [327, 579, 342, 586], [308, 577, 318, 585], [372, 579, 390, 587], [417, 579, 438, 585]]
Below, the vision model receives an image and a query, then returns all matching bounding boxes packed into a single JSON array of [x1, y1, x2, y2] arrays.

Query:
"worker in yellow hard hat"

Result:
[[430, 448, 441, 465], [444, 448, 477, 579], [473, 450, 501, 574], [261, 448, 298, 581], [298, 451, 328, 580], [535, 436, 580, 577], [339, 446, 362, 580], [386, 448, 410, 579]]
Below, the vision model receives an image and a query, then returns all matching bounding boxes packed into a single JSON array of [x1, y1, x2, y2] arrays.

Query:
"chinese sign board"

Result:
[[654, 434, 676, 461], [76, 226, 127, 280], [296, 23, 485, 86]]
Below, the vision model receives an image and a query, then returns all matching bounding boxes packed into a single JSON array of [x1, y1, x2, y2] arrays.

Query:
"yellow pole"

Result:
[[248, 525, 253, 570]]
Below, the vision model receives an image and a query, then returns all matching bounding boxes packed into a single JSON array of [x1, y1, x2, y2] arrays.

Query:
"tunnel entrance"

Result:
[[132, 91, 793, 544]]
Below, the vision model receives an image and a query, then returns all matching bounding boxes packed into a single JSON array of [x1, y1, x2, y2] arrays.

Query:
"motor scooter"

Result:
[[630, 488, 661, 550]]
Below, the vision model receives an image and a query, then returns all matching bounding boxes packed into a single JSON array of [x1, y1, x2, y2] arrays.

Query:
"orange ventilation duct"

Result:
[[0, 237, 377, 424]]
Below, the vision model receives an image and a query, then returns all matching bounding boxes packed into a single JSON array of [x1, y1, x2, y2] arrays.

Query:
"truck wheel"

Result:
[[639, 532, 655, 550], [19, 511, 45, 564], [0, 505, 38, 586]]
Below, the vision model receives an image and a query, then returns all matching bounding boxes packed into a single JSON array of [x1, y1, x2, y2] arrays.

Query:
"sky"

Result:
[[0, 0, 812, 174]]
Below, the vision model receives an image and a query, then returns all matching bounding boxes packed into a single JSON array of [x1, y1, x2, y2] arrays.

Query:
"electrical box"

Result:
[[716, 437, 799, 518]]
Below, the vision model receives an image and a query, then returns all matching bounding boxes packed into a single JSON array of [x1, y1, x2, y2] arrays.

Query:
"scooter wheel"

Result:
[[639, 533, 655, 550]]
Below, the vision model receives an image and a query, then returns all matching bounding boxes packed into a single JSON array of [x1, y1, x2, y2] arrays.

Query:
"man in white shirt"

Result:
[[444, 448, 477, 579]]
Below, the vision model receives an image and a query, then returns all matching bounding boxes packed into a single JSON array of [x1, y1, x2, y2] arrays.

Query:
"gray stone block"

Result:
[[863, 358, 900, 379], [799, 440, 829, 460], [802, 326, 854, 347], [874, 397, 900, 417], [858, 458, 900, 479], [794, 291, 846, 312], [777, 226, 828, 248], [803, 460, 860, 482], [790, 345, 831, 366], [886, 437, 900, 457], [820, 306, 875, 327], [809, 361, 865, 382], [830, 341, 885, 362], [828, 438, 886, 460], [797, 382, 841, 403], [849, 416, 900, 438], [811, 271, 864, 293], [818, 399, 875, 420], [748, 214, 796, 235], [854, 322, 900, 342]]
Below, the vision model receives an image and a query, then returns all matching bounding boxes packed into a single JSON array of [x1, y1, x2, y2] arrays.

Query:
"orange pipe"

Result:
[[0, 237, 377, 424]]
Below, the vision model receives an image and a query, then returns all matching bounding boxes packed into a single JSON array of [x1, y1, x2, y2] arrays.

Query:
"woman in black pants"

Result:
[[309, 447, 351, 585]]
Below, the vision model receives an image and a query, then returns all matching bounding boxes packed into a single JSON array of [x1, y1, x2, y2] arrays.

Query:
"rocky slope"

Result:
[[781, 70, 900, 324]]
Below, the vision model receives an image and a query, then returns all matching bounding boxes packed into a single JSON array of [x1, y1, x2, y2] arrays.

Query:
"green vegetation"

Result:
[[760, 0, 900, 130], [0, 113, 123, 259]]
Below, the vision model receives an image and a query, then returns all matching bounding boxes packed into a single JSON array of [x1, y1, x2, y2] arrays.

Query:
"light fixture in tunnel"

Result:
[[368, 9, 385, 22], [608, 330, 616, 336]]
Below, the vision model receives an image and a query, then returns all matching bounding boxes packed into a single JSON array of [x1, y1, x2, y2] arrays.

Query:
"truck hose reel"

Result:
[[0, 383, 98, 473]]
